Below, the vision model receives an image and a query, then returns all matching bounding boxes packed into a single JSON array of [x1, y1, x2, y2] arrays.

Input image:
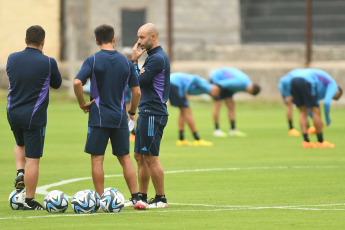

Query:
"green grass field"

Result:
[[1, 90, 345, 229]]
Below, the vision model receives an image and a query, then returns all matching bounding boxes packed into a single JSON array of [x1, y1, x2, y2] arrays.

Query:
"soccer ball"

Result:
[[44, 190, 68, 213], [9, 189, 26, 210], [84, 189, 100, 211], [71, 190, 98, 214], [100, 189, 125, 213], [104, 187, 118, 193]]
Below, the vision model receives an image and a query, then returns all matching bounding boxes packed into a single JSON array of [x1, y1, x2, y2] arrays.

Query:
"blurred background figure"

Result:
[[279, 68, 342, 148], [169, 72, 220, 147], [210, 67, 260, 138], [278, 74, 316, 137]]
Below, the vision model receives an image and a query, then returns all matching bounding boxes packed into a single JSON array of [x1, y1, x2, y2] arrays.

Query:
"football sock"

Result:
[[131, 128, 135, 135], [139, 193, 147, 201], [317, 133, 323, 143], [25, 198, 34, 206], [193, 132, 200, 140], [215, 123, 219, 130], [288, 120, 293, 130], [303, 134, 310, 142], [230, 120, 235, 130], [179, 130, 184, 140], [17, 169, 25, 176], [155, 195, 166, 200], [131, 193, 140, 200]]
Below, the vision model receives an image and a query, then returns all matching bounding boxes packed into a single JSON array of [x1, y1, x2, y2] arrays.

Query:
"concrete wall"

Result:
[[0, 0, 60, 64]]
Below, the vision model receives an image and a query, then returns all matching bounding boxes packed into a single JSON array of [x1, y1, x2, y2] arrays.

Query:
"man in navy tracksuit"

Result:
[[131, 23, 170, 209], [73, 24, 141, 207], [6, 25, 62, 210]]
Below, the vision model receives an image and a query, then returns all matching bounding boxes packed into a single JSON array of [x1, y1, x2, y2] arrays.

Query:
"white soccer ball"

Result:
[[71, 190, 98, 214], [100, 189, 125, 213], [9, 189, 26, 210], [44, 190, 69, 213], [104, 187, 118, 193], [84, 189, 101, 211]]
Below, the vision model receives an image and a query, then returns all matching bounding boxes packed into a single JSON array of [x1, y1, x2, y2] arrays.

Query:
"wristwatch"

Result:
[[128, 111, 136, 116]]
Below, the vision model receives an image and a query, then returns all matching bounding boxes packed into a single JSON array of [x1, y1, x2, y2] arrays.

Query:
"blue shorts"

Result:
[[214, 89, 234, 100], [169, 84, 189, 107], [85, 127, 129, 156], [291, 78, 318, 108], [11, 126, 46, 159], [134, 115, 168, 156]]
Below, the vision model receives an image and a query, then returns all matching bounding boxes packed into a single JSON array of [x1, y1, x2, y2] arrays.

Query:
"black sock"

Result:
[[230, 120, 235, 130], [317, 133, 323, 143], [303, 134, 310, 142], [131, 193, 140, 200], [288, 120, 293, 130], [139, 193, 147, 201], [25, 198, 34, 206], [179, 130, 184, 140], [17, 169, 25, 176], [215, 123, 219, 130], [131, 128, 135, 135], [155, 194, 166, 200], [193, 132, 200, 140]]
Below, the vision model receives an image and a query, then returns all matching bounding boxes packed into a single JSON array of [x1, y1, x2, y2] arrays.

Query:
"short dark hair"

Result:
[[337, 86, 343, 99], [94, 24, 114, 45], [26, 25, 45, 46], [252, 83, 261, 96]]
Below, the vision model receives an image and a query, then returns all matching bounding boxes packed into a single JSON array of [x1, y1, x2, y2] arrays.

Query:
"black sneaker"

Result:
[[14, 174, 25, 189], [23, 200, 45, 210], [148, 197, 168, 209]]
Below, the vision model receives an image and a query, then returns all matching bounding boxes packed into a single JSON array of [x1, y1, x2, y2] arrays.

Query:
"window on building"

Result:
[[240, 0, 345, 44], [121, 9, 146, 46]]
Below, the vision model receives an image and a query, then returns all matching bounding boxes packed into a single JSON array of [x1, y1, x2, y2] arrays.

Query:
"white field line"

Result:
[[36, 165, 343, 196], [1, 204, 345, 221], [0, 165, 336, 221]]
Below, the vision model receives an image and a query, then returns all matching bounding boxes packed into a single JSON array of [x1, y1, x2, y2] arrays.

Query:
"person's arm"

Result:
[[137, 55, 164, 86], [73, 79, 95, 114], [128, 86, 141, 121], [323, 82, 338, 126], [49, 58, 62, 89], [74, 58, 95, 113]]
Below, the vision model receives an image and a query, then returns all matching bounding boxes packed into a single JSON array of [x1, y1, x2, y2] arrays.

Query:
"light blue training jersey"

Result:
[[170, 73, 212, 97], [279, 68, 338, 125], [210, 67, 252, 94]]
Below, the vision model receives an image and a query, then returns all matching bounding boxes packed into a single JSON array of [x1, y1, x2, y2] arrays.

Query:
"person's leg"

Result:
[[143, 155, 165, 195], [181, 107, 198, 136], [14, 145, 26, 189], [178, 107, 185, 140], [299, 106, 309, 135], [117, 155, 138, 195], [24, 158, 40, 199], [213, 100, 222, 130], [14, 145, 25, 170], [134, 152, 150, 195], [310, 107, 323, 134], [91, 155, 105, 197]]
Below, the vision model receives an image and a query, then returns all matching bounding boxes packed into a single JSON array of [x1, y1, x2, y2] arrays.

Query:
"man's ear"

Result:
[[95, 39, 100, 46]]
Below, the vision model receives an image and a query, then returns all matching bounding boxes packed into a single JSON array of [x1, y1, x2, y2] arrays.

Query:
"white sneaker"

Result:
[[213, 129, 227, 137], [147, 197, 168, 209], [133, 200, 148, 210], [229, 129, 247, 137], [125, 200, 134, 207]]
